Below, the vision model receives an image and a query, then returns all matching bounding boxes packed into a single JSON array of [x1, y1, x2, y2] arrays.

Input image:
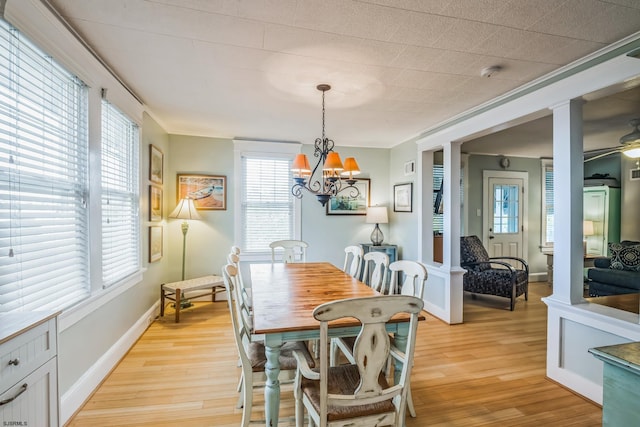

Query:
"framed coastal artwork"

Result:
[[326, 178, 370, 215], [149, 185, 162, 221], [149, 144, 163, 184], [149, 226, 163, 262], [176, 174, 227, 210]]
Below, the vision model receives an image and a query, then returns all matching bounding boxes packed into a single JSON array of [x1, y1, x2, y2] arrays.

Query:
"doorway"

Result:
[[482, 170, 529, 263]]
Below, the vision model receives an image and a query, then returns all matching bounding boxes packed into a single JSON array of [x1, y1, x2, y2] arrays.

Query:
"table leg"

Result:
[[263, 335, 283, 426], [393, 324, 409, 385], [160, 284, 165, 317], [175, 288, 181, 323]]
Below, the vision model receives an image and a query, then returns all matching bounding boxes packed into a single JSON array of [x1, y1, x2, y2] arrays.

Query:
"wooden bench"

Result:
[[160, 275, 225, 322]]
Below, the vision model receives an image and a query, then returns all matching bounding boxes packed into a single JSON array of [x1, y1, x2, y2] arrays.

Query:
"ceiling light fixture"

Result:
[[291, 84, 361, 206], [620, 118, 640, 158]]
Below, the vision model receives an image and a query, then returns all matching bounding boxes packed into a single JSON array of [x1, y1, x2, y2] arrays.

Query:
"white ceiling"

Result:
[[47, 0, 640, 154]]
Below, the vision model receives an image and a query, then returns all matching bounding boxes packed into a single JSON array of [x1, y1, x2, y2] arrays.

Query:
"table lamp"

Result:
[[366, 206, 388, 246], [583, 220, 594, 255], [169, 197, 201, 281]]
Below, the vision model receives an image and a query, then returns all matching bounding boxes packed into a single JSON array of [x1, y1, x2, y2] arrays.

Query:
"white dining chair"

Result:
[[269, 239, 308, 263], [343, 245, 364, 278], [389, 259, 428, 299], [222, 264, 315, 426], [333, 259, 428, 418], [362, 251, 390, 293], [292, 295, 424, 427], [228, 252, 251, 311], [330, 250, 391, 366]]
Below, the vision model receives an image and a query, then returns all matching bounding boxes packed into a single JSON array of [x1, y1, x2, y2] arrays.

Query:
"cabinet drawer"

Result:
[[0, 319, 56, 392], [0, 357, 58, 427]]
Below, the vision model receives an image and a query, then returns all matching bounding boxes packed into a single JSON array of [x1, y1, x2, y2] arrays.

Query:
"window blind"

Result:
[[0, 20, 89, 313], [543, 163, 554, 245], [241, 156, 294, 253], [433, 165, 443, 233], [101, 99, 139, 287]]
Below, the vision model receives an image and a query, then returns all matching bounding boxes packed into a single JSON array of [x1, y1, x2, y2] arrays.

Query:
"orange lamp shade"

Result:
[[341, 157, 361, 177], [292, 154, 311, 177], [323, 152, 344, 172]]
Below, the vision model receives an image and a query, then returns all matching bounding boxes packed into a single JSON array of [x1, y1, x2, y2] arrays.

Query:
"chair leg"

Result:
[[407, 384, 417, 417], [236, 376, 244, 408], [330, 339, 338, 366], [241, 375, 253, 427]]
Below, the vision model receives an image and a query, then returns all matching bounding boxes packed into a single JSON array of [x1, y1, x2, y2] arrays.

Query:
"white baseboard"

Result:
[[60, 301, 159, 424], [529, 272, 548, 283]]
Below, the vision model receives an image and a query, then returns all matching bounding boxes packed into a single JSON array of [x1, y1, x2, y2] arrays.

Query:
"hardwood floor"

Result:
[[66, 282, 602, 426]]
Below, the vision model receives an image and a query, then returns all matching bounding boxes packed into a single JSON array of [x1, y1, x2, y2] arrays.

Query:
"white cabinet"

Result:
[[0, 312, 59, 427], [583, 186, 621, 256]]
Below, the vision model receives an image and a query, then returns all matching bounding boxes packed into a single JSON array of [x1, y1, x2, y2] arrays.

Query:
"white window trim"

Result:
[[233, 140, 301, 262]]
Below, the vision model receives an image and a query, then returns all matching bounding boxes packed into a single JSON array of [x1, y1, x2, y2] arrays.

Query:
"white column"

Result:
[[549, 99, 585, 305], [443, 141, 464, 324], [443, 142, 462, 267], [419, 150, 434, 262]]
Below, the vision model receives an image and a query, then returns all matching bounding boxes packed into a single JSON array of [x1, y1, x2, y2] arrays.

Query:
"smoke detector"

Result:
[[480, 65, 502, 78]]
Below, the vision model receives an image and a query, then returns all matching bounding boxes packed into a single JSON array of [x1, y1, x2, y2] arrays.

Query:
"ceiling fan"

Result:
[[584, 118, 640, 162]]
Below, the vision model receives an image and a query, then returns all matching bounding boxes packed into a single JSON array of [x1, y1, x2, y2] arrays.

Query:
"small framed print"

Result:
[[149, 226, 163, 262], [177, 174, 226, 210], [404, 160, 415, 176], [394, 183, 413, 212], [326, 178, 370, 215], [149, 185, 162, 221], [149, 144, 163, 184]]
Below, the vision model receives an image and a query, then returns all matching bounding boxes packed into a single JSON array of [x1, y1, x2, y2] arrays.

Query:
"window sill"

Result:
[[58, 269, 145, 332]]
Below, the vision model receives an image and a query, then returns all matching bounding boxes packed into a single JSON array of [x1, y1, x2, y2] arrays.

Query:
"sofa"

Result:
[[587, 241, 640, 296]]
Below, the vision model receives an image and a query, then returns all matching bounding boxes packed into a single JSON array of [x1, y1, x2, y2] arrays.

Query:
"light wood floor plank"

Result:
[[66, 283, 601, 426]]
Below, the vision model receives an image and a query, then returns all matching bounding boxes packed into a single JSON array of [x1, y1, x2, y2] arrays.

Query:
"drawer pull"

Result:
[[0, 383, 28, 406], [8, 358, 20, 366]]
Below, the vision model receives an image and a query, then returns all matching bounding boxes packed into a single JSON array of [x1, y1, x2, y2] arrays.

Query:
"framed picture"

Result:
[[394, 183, 413, 212], [434, 181, 444, 214], [177, 174, 226, 210], [149, 185, 162, 221], [404, 160, 415, 176], [326, 178, 370, 215], [149, 226, 163, 262], [149, 144, 163, 184]]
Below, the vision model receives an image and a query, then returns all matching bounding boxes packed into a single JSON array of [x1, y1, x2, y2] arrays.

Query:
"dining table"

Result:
[[248, 261, 422, 426]]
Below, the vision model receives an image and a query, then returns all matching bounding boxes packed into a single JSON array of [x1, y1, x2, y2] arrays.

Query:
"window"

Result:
[[541, 160, 554, 248], [493, 184, 519, 233], [101, 99, 140, 287], [0, 20, 89, 312], [433, 164, 443, 233], [234, 140, 300, 258]]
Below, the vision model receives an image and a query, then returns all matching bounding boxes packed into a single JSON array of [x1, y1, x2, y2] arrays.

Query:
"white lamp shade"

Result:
[[583, 220, 595, 236], [366, 206, 388, 224], [169, 198, 201, 220]]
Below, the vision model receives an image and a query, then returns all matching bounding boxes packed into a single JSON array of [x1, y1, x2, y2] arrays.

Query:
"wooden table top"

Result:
[[250, 262, 414, 335]]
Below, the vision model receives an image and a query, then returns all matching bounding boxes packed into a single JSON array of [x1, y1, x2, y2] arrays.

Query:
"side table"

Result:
[[160, 275, 225, 323], [544, 252, 597, 285]]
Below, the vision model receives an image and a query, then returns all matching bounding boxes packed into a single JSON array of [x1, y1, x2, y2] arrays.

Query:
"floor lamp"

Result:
[[169, 197, 201, 307]]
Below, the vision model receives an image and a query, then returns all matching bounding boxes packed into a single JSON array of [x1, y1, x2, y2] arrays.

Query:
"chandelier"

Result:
[[291, 84, 361, 206]]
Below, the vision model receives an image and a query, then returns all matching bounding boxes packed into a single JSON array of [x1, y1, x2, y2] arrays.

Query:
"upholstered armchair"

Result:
[[460, 235, 529, 311]]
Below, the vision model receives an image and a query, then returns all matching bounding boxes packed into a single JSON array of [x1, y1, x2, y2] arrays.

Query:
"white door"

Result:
[[483, 173, 527, 264]]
